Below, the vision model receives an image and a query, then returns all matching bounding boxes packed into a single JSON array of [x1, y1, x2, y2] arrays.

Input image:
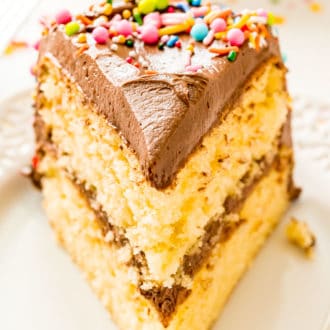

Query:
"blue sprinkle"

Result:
[[190, 22, 208, 42], [176, 2, 190, 12], [167, 35, 179, 47], [191, 0, 201, 6]]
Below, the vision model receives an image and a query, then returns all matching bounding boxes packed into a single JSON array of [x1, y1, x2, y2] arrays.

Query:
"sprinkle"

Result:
[[76, 15, 93, 26], [186, 64, 202, 72], [156, 0, 169, 11], [3, 40, 28, 55], [166, 35, 179, 47], [117, 35, 126, 43], [167, 6, 175, 13], [133, 8, 143, 25], [176, 2, 190, 13], [126, 56, 134, 64], [227, 28, 245, 46], [115, 20, 133, 36], [227, 50, 237, 62], [256, 8, 268, 18], [141, 24, 159, 44], [175, 40, 181, 48], [138, 0, 156, 15], [134, 62, 140, 68], [106, 0, 112, 4], [92, 26, 109, 44], [145, 70, 158, 74], [186, 43, 194, 53], [126, 39, 134, 47], [203, 29, 214, 46], [158, 42, 165, 50], [122, 9, 131, 19], [33, 40, 40, 51], [160, 35, 170, 43], [210, 17, 226, 32], [158, 18, 194, 36], [231, 14, 250, 29], [190, 22, 209, 42], [161, 13, 187, 26], [267, 12, 275, 26], [191, 0, 202, 7], [129, 50, 137, 58], [77, 33, 87, 43], [65, 21, 80, 36], [144, 12, 162, 28], [75, 44, 89, 56], [55, 9, 72, 25], [208, 46, 239, 55], [32, 155, 39, 169], [103, 3, 113, 15], [110, 43, 118, 51], [204, 8, 232, 24], [190, 6, 210, 18]]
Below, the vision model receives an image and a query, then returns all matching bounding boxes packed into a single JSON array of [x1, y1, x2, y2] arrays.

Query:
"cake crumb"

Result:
[[286, 217, 316, 258]]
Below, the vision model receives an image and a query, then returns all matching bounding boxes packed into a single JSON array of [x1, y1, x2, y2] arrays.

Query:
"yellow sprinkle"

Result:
[[158, 18, 194, 36], [117, 35, 126, 43], [309, 2, 322, 13], [232, 14, 250, 29], [274, 15, 285, 25], [77, 33, 87, 43], [103, 3, 113, 15], [122, 9, 131, 19], [186, 45, 194, 52], [214, 31, 226, 40]]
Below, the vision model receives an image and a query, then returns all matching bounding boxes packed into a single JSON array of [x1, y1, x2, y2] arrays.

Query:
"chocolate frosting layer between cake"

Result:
[[38, 26, 281, 189]]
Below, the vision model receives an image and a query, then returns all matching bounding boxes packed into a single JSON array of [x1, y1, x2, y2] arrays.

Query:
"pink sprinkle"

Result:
[[161, 13, 187, 26], [190, 6, 209, 18], [160, 35, 170, 43], [186, 65, 202, 72], [256, 8, 268, 18], [140, 24, 159, 44], [92, 26, 109, 44], [210, 18, 226, 33], [227, 28, 245, 47], [203, 30, 214, 46], [115, 20, 133, 37], [167, 6, 175, 13], [55, 9, 72, 25], [144, 12, 162, 28], [33, 40, 40, 51]]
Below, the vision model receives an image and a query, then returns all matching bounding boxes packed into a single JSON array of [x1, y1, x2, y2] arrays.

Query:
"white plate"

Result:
[[0, 0, 330, 329]]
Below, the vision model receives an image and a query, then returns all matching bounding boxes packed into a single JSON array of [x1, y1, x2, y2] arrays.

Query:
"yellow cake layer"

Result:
[[41, 153, 292, 330], [37, 55, 290, 282]]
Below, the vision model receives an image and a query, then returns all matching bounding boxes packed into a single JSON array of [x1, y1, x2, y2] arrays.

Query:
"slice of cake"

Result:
[[32, 1, 300, 329]]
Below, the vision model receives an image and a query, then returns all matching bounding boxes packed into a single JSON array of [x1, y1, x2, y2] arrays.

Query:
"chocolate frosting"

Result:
[[38, 22, 282, 188]]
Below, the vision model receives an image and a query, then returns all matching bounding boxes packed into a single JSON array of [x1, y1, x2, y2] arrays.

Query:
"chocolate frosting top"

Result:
[[38, 7, 281, 189]]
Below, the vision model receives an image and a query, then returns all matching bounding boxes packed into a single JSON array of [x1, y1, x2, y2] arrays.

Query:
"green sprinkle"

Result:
[[158, 43, 165, 50], [227, 51, 237, 62], [125, 39, 134, 47], [267, 12, 275, 26], [107, 0, 113, 4], [138, 0, 156, 15], [133, 8, 143, 25], [65, 21, 80, 36], [156, 0, 169, 10]]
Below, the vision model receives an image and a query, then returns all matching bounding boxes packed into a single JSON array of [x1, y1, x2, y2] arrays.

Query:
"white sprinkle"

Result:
[[110, 43, 118, 51], [112, 36, 119, 43], [129, 50, 136, 58]]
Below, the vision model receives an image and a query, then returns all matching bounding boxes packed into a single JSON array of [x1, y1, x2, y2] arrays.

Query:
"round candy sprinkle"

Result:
[[166, 35, 179, 47], [126, 56, 133, 64], [156, 0, 169, 10], [77, 33, 87, 43], [227, 28, 245, 46], [144, 12, 162, 28], [140, 24, 159, 44], [158, 42, 165, 50], [122, 9, 131, 19], [175, 40, 181, 48], [210, 18, 226, 33], [190, 22, 208, 42], [191, 0, 202, 7], [227, 50, 237, 62], [106, 0, 112, 4], [167, 6, 175, 13], [103, 4, 113, 15], [91, 27, 108, 44], [92, 26, 109, 44], [115, 20, 133, 36], [65, 21, 80, 36], [125, 39, 134, 47], [110, 44, 118, 51], [117, 35, 126, 43], [138, 0, 156, 15], [55, 9, 72, 25]]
